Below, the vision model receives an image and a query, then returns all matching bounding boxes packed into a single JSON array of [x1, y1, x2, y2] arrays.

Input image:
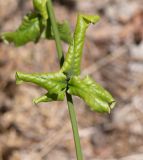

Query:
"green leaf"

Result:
[[42, 19, 72, 44], [68, 76, 116, 113], [33, 91, 65, 104], [33, 0, 48, 19], [1, 13, 72, 46], [16, 71, 67, 103], [55, 21, 72, 44], [61, 14, 100, 77], [1, 13, 43, 46]]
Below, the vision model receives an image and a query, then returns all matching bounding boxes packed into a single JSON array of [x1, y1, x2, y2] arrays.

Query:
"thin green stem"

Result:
[[66, 93, 83, 160], [46, 0, 64, 67], [47, 1, 83, 160]]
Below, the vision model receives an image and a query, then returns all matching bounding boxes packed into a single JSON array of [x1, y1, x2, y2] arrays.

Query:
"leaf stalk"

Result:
[[47, 1, 83, 159]]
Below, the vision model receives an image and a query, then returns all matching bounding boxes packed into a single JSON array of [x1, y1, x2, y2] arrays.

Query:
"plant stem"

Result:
[[46, 0, 64, 67], [66, 92, 83, 160], [47, 1, 83, 160]]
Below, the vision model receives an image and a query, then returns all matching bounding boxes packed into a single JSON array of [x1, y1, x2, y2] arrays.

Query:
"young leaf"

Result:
[[56, 21, 72, 44], [1, 13, 44, 46], [68, 76, 116, 113], [42, 19, 72, 44], [16, 71, 67, 95], [1, 14, 72, 46], [61, 14, 100, 77], [33, 0, 48, 19], [33, 90, 65, 104]]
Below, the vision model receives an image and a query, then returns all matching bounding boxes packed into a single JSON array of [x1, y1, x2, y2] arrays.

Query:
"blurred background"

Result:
[[0, 0, 143, 159]]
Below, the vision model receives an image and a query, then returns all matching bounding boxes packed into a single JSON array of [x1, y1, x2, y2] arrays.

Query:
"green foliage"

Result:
[[43, 19, 72, 43], [68, 76, 115, 113], [1, 13, 43, 46], [1, 1, 116, 159], [16, 71, 67, 103], [33, 0, 48, 19], [61, 15, 100, 77], [33, 91, 65, 104], [1, 8, 115, 113], [14, 14, 115, 113], [56, 21, 72, 44], [0, 0, 72, 46], [16, 71, 67, 92]]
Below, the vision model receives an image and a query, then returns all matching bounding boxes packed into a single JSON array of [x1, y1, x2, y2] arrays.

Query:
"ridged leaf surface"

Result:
[[33, 0, 48, 19], [68, 76, 116, 113], [61, 15, 100, 77], [1, 13, 42, 46]]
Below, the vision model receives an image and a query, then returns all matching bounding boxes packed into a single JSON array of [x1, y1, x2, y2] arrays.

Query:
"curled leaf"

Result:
[[16, 71, 67, 102], [10, 13, 115, 111], [61, 14, 100, 77], [56, 21, 72, 44], [33, 91, 65, 104], [33, 0, 48, 19], [1, 13, 43, 46], [1, 14, 72, 46], [68, 76, 116, 113], [42, 19, 72, 44]]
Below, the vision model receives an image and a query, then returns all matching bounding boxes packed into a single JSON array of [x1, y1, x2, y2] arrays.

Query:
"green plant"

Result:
[[1, 0, 116, 159]]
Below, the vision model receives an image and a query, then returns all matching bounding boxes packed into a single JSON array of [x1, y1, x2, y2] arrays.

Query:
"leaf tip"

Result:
[[93, 15, 100, 24], [109, 100, 116, 110], [81, 14, 100, 25], [0, 33, 9, 44], [33, 94, 51, 104], [33, 98, 40, 104], [106, 100, 116, 114], [15, 72, 24, 84]]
